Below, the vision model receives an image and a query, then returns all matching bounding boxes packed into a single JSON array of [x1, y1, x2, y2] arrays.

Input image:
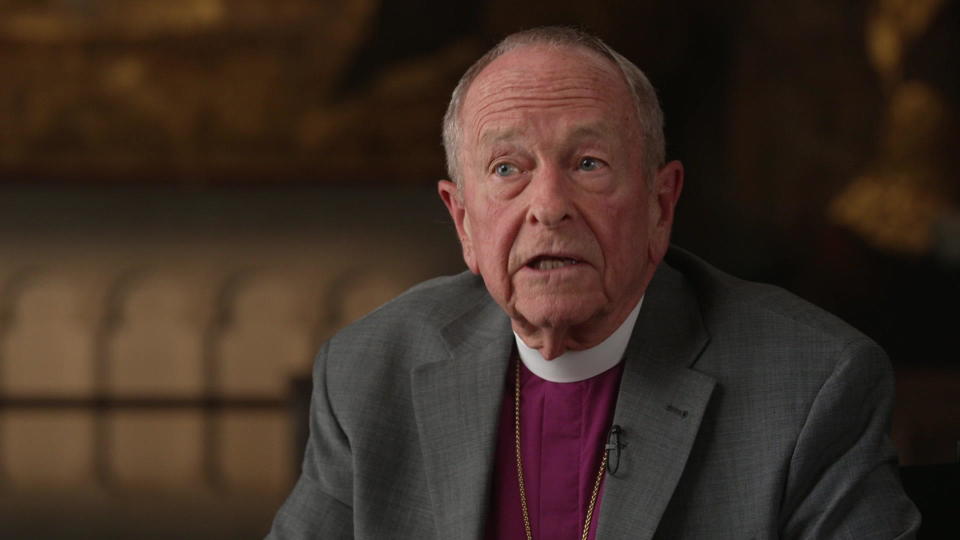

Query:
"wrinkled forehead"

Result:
[[460, 44, 637, 146]]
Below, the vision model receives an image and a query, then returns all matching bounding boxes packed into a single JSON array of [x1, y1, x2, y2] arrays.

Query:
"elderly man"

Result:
[[268, 27, 920, 539]]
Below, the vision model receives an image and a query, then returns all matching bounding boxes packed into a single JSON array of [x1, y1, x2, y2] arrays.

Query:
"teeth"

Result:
[[535, 258, 578, 270]]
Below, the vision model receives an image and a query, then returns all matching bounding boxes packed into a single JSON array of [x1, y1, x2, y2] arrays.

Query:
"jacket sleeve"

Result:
[[267, 342, 354, 539], [779, 338, 921, 539]]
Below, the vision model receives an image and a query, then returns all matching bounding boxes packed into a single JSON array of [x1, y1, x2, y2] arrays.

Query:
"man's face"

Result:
[[439, 45, 682, 354]]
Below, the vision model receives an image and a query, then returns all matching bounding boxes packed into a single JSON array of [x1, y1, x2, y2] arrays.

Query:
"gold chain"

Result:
[[514, 360, 609, 540]]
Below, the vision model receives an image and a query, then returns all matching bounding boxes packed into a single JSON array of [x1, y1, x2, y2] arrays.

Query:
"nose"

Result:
[[527, 165, 574, 227]]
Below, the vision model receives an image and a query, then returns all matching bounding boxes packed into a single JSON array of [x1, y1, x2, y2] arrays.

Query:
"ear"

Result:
[[438, 179, 479, 273], [647, 160, 684, 264]]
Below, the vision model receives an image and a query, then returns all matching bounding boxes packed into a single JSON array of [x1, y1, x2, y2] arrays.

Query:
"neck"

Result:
[[514, 297, 643, 382], [512, 299, 643, 360], [518, 329, 574, 361]]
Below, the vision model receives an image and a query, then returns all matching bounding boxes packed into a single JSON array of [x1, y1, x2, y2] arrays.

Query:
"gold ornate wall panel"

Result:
[[0, 0, 471, 183]]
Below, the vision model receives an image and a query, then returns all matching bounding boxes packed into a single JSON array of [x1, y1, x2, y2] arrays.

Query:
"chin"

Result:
[[513, 294, 604, 331]]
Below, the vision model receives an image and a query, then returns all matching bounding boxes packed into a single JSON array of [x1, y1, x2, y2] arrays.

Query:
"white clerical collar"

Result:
[[513, 297, 643, 383]]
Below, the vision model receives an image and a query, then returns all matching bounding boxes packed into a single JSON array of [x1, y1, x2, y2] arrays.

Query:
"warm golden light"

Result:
[[866, 0, 944, 83]]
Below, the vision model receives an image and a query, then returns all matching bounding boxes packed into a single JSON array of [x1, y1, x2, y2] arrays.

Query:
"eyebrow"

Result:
[[479, 128, 521, 147], [567, 124, 610, 141], [478, 123, 611, 147]]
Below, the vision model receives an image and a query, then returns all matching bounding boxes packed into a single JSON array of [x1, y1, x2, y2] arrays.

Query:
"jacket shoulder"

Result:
[[665, 246, 873, 350], [321, 270, 490, 374], [338, 270, 487, 337]]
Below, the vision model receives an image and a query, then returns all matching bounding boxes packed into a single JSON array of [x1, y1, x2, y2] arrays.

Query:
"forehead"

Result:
[[460, 44, 635, 146]]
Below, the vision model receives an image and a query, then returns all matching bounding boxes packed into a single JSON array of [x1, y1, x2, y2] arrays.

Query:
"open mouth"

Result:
[[526, 256, 581, 270]]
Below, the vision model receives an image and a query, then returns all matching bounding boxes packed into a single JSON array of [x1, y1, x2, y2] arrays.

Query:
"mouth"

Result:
[[525, 255, 583, 271]]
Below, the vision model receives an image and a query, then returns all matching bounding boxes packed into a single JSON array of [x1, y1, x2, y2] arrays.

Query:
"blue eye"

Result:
[[493, 163, 519, 177], [579, 157, 604, 171]]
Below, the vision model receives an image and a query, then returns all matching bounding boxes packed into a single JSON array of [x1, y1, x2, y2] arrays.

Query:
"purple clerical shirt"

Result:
[[486, 356, 625, 539]]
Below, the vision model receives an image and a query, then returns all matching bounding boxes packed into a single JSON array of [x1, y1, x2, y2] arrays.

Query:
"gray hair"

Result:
[[442, 26, 666, 190]]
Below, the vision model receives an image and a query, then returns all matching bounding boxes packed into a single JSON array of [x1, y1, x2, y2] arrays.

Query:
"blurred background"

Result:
[[0, 0, 956, 538]]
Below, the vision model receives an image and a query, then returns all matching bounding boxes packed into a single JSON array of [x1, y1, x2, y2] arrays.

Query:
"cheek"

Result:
[[474, 203, 521, 273], [601, 207, 650, 278]]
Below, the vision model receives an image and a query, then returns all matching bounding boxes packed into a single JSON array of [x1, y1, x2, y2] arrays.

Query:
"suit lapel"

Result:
[[598, 263, 716, 539], [411, 293, 513, 539]]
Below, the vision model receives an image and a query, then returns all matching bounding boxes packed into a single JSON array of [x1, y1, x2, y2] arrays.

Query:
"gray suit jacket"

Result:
[[268, 247, 920, 539]]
